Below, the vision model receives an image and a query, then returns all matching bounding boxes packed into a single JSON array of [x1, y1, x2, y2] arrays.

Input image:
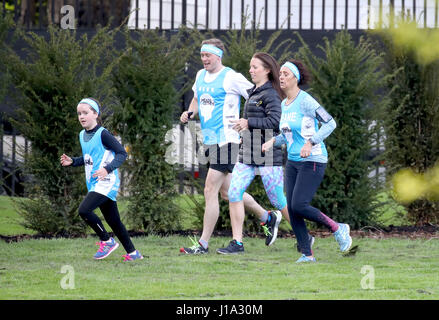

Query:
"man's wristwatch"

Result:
[[309, 139, 316, 146]]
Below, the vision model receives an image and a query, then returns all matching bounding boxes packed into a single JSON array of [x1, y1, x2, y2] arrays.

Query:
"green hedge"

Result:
[[110, 28, 194, 232], [378, 18, 439, 224]]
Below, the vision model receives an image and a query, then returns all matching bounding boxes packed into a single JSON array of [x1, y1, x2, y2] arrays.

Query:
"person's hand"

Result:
[[262, 138, 275, 153], [231, 119, 249, 133], [180, 111, 194, 123], [92, 168, 109, 181], [300, 140, 313, 158], [60, 154, 73, 166]]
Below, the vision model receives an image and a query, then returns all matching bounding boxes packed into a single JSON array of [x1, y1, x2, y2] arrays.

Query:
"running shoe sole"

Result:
[[179, 247, 208, 255], [216, 249, 244, 255]]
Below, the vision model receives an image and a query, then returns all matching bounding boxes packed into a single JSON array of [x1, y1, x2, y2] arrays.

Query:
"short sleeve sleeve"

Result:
[[223, 71, 254, 100]]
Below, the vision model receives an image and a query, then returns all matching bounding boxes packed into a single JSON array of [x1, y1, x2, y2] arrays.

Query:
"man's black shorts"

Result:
[[205, 143, 239, 173]]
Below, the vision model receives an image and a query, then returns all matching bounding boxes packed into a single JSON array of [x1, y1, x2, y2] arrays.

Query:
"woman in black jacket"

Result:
[[216, 52, 289, 255]]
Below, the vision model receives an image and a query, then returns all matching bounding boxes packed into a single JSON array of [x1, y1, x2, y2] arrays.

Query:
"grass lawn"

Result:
[[1, 193, 438, 300], [0, 196, 37, 236], [0, 235, 438, 300]]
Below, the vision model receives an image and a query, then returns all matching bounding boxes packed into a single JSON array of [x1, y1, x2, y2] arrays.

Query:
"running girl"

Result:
[[60, 98, 143, 261]]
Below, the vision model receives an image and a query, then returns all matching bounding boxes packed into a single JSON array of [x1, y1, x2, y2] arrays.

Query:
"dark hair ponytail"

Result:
[[287, 59, 312, 86]]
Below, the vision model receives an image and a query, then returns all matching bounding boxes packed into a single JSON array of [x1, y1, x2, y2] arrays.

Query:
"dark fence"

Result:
[[0, 116, 27, 196], [3, 0, 439, 30]]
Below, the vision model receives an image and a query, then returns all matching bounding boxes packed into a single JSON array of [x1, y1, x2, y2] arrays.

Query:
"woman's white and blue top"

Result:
[[274, 90, 336, 163]]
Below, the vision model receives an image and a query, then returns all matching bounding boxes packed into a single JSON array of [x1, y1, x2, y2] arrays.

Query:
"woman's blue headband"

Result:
[[79, 98, 99, 114], [200, 44, 223, 58], [282, 62, 301, 82]]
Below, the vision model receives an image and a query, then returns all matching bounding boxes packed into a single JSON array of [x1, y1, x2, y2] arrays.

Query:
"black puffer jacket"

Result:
[[238, 81, 283, 166]]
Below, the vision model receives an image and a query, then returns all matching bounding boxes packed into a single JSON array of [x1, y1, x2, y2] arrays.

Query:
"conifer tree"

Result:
[[379, 21, 439, 224], [0, 6, 13, 103], [111, 28, 193, 232]]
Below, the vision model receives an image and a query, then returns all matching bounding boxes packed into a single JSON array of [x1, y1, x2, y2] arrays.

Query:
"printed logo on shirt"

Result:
[[280, 122, 292, 133], [199, 86, 215, 93], [199, 93, 215, 122], [304, 117, 313, 129], [281, 111, 298, 122], [84, 156, 93, 166], [280, 122, 293, 146], [84, 154, 93, 182], [301, 116, 316, 138]]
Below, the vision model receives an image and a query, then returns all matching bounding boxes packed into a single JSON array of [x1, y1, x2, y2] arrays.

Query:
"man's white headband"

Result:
[[282, 62, 301, 82], [200, 44, 223, 58], [79, 98, 99, 114]]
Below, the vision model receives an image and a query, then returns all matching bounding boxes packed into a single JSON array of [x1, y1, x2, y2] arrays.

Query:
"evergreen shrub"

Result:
[[378, 18, 439, 224], [111, 28, 194, 232]]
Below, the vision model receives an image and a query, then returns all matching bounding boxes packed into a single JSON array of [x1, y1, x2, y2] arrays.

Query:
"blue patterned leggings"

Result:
[[228, 162, 287, 210]]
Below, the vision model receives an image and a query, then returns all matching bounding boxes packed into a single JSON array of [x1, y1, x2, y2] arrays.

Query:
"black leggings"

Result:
[[285, 160, 338, 256], [78, 192, 135, 253]]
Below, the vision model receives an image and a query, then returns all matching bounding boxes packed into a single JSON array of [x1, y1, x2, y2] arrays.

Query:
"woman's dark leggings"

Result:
[[78, 191, 135, 253], [285, 160, 339, 256]]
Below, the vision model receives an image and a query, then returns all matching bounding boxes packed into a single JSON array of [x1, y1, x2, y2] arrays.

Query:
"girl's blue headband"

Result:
[[282, 62, 301, 82], [200, 44, 223, 58], [79, 98, 99, 114]]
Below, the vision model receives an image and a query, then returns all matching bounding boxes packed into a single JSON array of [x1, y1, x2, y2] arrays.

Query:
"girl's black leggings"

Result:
[[78, 191, 135, 253]]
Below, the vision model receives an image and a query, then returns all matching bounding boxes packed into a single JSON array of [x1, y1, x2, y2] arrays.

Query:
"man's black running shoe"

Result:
[[216, 240, 244, 255]]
